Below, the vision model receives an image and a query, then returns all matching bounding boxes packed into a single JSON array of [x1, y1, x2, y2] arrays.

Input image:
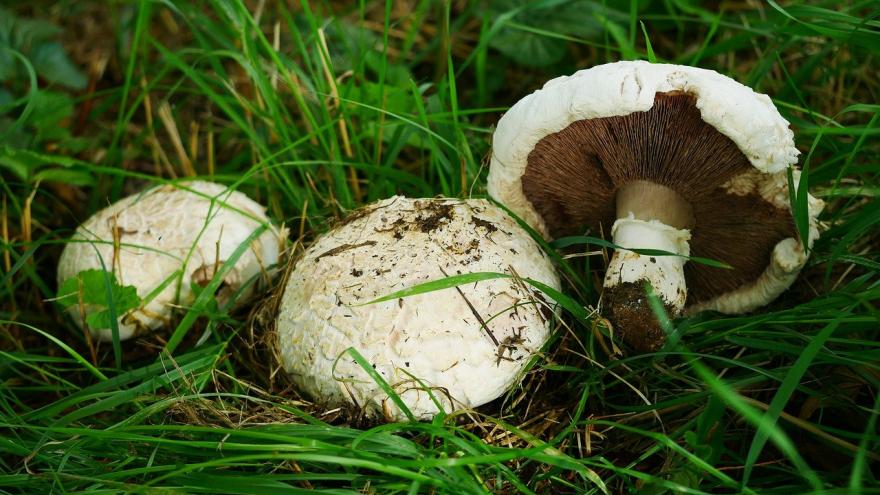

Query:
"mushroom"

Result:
[[57, 181, 287, 341], [276, 197, 560, 421], [488, 61, 823, 352]]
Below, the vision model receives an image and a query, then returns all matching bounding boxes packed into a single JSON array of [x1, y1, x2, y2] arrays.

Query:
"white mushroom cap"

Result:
[[487, 61, 823, 330], [276, 197, 560, 421], [57, 181, 287, 341], [489, 60, 800, 236]]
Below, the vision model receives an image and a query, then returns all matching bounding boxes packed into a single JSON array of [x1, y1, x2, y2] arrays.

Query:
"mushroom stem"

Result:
[[615, 180, 694, 230], [603, 217, 691, 351], [602, 181, 694, 351]]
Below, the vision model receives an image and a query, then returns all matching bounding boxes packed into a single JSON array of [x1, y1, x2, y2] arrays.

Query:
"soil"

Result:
[[413, 200, 454, 233], [604, 281, 676, 352], [471, 216, 498, 234]]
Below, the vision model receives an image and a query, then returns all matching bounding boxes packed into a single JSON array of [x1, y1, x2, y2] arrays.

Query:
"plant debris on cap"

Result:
[[57, 181, 287, 342], [488, 61, 824, 352], [275, 196, 561, 421]]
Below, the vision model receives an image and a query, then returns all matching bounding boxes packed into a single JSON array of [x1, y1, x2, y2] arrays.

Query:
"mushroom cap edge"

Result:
[[488, 60, 800, 238]]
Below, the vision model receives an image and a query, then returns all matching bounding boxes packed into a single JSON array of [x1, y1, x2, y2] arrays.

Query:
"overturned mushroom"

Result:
[[276, 197, 560, 421], [488, 61, 823, 352], [57, 181, 287, 341]]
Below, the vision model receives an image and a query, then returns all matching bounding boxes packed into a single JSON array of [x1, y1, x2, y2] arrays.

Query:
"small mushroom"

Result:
[[276, 197, 560, 421], [488, 61, 823, 352], [57, 181, 287, 341]]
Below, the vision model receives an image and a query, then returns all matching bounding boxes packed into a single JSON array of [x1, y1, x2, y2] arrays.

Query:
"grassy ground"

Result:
[[1, 1, 879, 493]]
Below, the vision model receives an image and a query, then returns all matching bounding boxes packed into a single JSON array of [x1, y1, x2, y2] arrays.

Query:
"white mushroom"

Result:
[[276, 197, 560, 421], [488, 61, 823, 351], [57, 181, 287, 341]]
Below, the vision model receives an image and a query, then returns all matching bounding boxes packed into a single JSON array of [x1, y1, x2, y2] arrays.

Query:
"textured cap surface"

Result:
[[57, 181, 286, 341], [276, 197, 560, 421]]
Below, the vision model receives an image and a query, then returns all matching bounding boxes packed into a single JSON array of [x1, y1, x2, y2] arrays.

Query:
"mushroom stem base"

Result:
[[603, 217, 690, 351]]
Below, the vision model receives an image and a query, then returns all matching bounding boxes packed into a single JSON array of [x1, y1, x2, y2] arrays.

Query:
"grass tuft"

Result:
[[1, 1, 879, 493]]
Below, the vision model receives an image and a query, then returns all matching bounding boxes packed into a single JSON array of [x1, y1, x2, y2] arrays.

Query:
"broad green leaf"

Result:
[[0, 9, 85, 88], [486, 0, 606, 67], [9, 15, 61, 48], [489, 27, 566, 67], [0, 91, 75, 150], [56, 269, 142, 329], [28, 90, 74, 138]]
